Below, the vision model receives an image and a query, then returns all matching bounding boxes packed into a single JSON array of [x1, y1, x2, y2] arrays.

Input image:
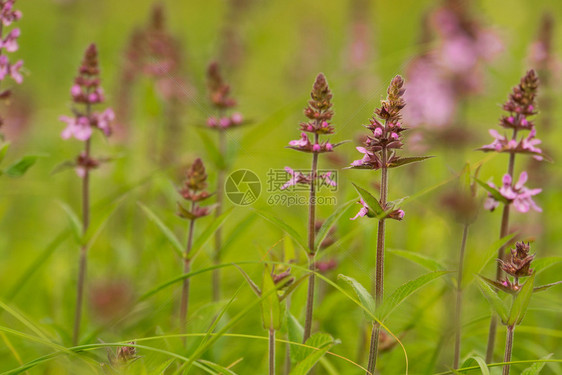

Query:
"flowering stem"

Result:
[[72, 137, 91, 346], [367, 147, 388, 374], [213, 128, 226, 302], [180, 202, 196, 345], [453, 224, 469, 369], [503, 325, 515, 375], [269, 328, 276, 375], [303, 134, 319, 343], [486, 130, 517, 362]]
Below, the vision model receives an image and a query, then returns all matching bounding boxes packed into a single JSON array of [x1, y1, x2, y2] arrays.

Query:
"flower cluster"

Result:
[[205, 62, 244, 130], [177, 158, 214, 219], [59, 44, 114, 178], [283, 73, 341, 191], [484, 172, 542, 213], [60, 44, 114, 142], [0, 0, 23, 129], [350, 75, 406, 170], [480, 70, 541, 158], [491, 242, 535, 294]]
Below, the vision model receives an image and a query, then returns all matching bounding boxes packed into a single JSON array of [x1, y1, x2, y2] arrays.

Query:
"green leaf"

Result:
[[177, 202, 197, 220], [4, 155, 40, 177], [196, 129, 225, 170], [387, 249, 445, 271], [197, 359, 238, 375], [522, 353, 553, 375], [388, 156, 434, 168], [0, 142, 10, 165], [459, 355, 490, 375], [508, 273, 535, 326], [337, 274, 375, 321], [138, 202, 184, 258], [290, 333, 337, 375], [352, 183, 383, 216], [261, 265, 282, 330], [477, 276, 508, 324], [314, 199, 354, 251], [83, 197, 124, 248], [533, 256, 562, 275], [534, 281, 562, 293], [190, 208, 233, 260], [254, 209, 308, 252], [286, 312, 304, 364], [234, 265, 261, 297], [475, 178, 509, 204], [58, 202, 82, 243], [379, 271, 449, 321]]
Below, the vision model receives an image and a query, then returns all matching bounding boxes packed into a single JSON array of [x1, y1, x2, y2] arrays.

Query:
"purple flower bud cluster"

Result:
[[205, 62, 244, 130], [283, 74, 340, 190], [489, 242, 536, 294], [60, 44, 114, 142], [177, 158, 214, 219], [59, 44, 114, 178], [350, 76, 406, 170]]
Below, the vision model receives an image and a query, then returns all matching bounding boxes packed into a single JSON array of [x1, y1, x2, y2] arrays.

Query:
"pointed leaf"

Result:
[[521, 353, 553, 375], [197, 359, 238, 375], [254, 209, 307, 252], [479, 275, 516, 294], [314, 199, 355, 251], [388, 155, 434, 168], [138, 202, 184, 258], [291, 333, 336, 374], [534, 281, 562, 293], [352, 183, 383, 216], [234, 265, 261, 297], [388, 249, 445, 271], [475, 178, 509, 204], [508, 273, 535, 326], [4, 155, 40, 177], [177, 202, 197, 220], [533, 256, 562, 275], [379, 271, 449, 321], [286, 312, 305, 363], [477, 276, 508, 324], [338, 274, 375, 321]]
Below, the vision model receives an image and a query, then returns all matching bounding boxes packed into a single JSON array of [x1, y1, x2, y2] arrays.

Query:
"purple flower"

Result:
[[289, 133, 310, 148], [60, 116, 92, 141], [350, 198, 369, 220], [480, 128, 543, 160], [0, 55, 22, 83], [0, 1, 22, 27], [1, 27, 19, 52], [484, 172, 542, 213]]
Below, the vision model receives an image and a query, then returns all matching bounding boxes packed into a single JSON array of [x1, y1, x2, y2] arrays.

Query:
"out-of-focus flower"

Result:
[[205, 61, 246, 131], [484, 172, 541, 213], [315, 258, 338, 273]]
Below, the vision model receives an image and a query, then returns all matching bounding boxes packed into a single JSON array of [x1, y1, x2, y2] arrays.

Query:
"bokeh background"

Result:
[[1, 0, 562, 373]]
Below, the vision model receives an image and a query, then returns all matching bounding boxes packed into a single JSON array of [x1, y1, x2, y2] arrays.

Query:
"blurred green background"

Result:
[[1, 0, 562, 373]]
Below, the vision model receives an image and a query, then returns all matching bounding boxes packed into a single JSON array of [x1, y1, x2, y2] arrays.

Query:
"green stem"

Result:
[[502, 326, 515, 375], [180, 202, 196, 345], [486, 129, 517, 363], [453, 224, 469, 369], [367, 147, 388, 374], [213, 129, 227, 302], [303, 134, 319, 343]]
